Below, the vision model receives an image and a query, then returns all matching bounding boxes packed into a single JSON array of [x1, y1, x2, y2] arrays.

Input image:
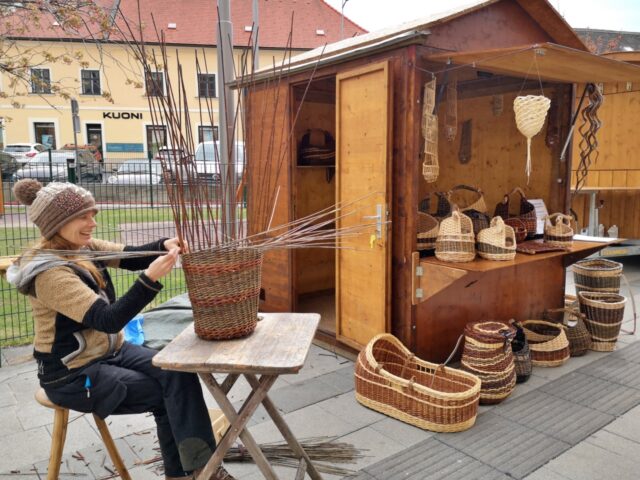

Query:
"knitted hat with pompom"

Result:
[[13, 180, 98, 240]]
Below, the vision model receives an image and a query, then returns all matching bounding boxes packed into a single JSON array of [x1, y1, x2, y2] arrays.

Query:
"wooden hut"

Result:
[[243, 0, 640, 361]]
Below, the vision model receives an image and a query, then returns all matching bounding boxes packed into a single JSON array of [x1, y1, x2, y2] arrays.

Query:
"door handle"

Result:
[[362, 204, 384, 239]]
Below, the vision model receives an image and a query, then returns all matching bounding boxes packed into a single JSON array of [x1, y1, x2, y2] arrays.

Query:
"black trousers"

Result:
[[45, 342, 216, 476]]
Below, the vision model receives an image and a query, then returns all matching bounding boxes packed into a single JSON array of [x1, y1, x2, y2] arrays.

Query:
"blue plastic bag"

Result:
[[124, 314, 145, 345]]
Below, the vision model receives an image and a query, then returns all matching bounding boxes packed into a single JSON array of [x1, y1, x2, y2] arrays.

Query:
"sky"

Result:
[[324, 0, 640, 33]]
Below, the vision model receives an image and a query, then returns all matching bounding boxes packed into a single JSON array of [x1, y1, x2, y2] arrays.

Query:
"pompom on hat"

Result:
[[13, 179, 98, 239]]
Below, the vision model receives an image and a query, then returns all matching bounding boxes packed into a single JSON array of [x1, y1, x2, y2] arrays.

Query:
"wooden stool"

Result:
[[35, 388, 132, 480]]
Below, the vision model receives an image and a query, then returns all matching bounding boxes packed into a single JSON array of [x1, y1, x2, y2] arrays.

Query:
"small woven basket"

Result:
[[494, 187, 537, 238], [448, 185, 488, 213], [477, 216, 517, 261], [544, 213, 574, 247], [460, 321, 516, 404], [355, 334, 481, 432], [182, 247, 263, 340], [521, 320, 570, 367], [511, 322, 532, 384], [543, 307, 591, 357], [435, 208, 476, 263], [573, 258, 623, 295], [578, 291, 626, 351], [417, 211, 439, 251], [504, 217, 527, 243]]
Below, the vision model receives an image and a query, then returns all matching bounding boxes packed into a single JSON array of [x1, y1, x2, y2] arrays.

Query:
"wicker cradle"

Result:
[[543, 307, 591, 356], [494, 187, 537, 239], [460, 321, 517, 404], [544, 213, 574, 247], [578, 292, 627, 351], [510, 321, 532, 383], [417, 211, 439, 251], [573, 259, 623, 295], [182, 247, 263, 340], [521, 320, 570, 367], [354, 334, 481, 432], [477, 217, 517, 261], [435, 208, 476, 263]]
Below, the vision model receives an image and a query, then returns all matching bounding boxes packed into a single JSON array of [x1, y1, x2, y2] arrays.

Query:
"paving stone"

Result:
[[611, 340, 640, 364], [33, 453, 94, 479], [0, 383, 17, 408], [0, 464, 42, 479], [603, 404, 640, 443], [369, 416, 433, 448], [540, 370, 640, 415], [101, 411, 157, 439], [524, 466, 576, 480], [267, 375, 344, 414], [437, 412, 570, 479], [47, 414, 102, 455], [122, 428, 160, 463], [315, 366, 355, 395], [285, 345, 353, 383], [332, 425, 406, 472], [0, 404, 26, 436], [0, 345, 35, 366], [0, 427, 53, 471], [316, 392, 387, 431], [577, 355, 640, 389], [84, 437, 139, 478]]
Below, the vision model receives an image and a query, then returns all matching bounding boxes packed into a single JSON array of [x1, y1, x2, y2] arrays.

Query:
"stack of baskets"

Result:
[[510, 321, 532, 383], [477, 217, 517, 261], [543, 307, 591, 356], [521, 320, 570, 367], [573, 258, 627, 351], [354, 334, 481, 432], [543, 213, 574, 248], [461, 321, 517, 404], [435, 207, 476, 263]]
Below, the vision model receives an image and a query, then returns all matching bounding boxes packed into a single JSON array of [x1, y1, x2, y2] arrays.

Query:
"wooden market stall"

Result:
[[244, 0, 640, 362]]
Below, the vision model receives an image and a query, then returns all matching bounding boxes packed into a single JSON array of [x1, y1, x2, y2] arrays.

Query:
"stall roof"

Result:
[[427, 43, 640, 83]]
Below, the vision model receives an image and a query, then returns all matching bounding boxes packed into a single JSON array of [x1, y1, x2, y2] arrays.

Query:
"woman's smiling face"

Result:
[[58, 211, 98, 248]]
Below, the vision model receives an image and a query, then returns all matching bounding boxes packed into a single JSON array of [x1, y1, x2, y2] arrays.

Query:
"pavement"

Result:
[[1, 258, 639, 480]]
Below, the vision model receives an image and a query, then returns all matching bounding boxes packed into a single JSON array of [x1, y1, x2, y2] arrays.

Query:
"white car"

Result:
[[108, 160, 164, 185], [4, 143, 47, 164], [194, 141, 245, 183], [13, 150, 104, 182]]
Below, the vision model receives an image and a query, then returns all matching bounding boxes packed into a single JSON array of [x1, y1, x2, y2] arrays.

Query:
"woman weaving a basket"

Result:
[[7, 180, 235, 480]]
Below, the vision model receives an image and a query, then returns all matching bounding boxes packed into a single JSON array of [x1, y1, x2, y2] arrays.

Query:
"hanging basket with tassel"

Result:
[[513, 95, 551, 183], [422, 78, 439, 183]]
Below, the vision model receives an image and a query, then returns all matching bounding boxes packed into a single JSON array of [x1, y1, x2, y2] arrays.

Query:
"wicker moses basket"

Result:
[[182, 247, 263, 340], [355, 334, 481, 432]]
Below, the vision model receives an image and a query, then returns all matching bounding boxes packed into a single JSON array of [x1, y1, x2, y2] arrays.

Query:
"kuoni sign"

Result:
[[103, 112, 143, 120]]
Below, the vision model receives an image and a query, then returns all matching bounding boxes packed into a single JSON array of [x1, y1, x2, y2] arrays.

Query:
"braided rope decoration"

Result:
[[513, 95, 551, 183]]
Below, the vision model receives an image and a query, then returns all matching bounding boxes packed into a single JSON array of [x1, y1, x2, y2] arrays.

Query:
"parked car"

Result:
[[3, 143, 47, 164], [13, 150, 105, 182], [0, 151, 19, 179], [108, 160, 164, 185], [194, 141, 245, 183]]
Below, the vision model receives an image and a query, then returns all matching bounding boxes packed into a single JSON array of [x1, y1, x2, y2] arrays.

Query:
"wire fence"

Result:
[[1, 156, 240, 346]]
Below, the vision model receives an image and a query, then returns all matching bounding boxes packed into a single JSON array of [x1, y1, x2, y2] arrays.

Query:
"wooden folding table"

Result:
[[152, 312, 323, 480]]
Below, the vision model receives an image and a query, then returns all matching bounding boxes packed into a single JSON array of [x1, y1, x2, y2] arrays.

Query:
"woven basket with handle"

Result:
[[578, 291, 626, 351], [494, 187, 537, 238], [543, 307, 591, 356], [355, 334, 481, 432], [477, 216, 517, 261], [417, 211, 439, 251], [521, 320, 570, 367], [544, 213, 574, 247], [435, 208, 475, 263], [510, 321, 532, 383], [182, 247, 263, 340]]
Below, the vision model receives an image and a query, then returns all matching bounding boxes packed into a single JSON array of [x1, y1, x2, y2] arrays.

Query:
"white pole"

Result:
[[253, 0, 259, 71]]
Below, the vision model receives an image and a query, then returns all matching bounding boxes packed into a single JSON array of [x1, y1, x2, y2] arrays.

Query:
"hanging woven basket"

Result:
[[422, 79, 439, 183], [182, 247, 263, 340], [513, 95, 551, 182]]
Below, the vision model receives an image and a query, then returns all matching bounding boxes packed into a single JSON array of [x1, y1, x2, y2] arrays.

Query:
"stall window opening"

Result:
[[81, 70, 101, 95], [31, 68, 51, 94], [198, 73, 217, 98]]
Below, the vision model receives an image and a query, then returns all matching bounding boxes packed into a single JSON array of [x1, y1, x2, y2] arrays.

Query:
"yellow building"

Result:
[[0, 0, 365, 161]]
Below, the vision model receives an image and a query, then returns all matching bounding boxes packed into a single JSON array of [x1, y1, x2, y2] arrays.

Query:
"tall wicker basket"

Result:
[[182, 247, 263, 340], [572, 259, 623, 295], [578, 291, 626, 351], [354, 334, 481, 432]]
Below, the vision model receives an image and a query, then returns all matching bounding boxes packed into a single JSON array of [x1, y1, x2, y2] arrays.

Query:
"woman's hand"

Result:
[[145, 247, 179, 282], [163, 237, 187, 253]]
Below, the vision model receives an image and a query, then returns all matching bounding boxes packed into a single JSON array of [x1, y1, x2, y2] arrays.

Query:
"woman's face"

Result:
[[58, 211, 98, 248]]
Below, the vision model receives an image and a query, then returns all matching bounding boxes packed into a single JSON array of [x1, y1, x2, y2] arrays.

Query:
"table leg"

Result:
[[245, 374, 325, 480], [199, 373, 280, 480]]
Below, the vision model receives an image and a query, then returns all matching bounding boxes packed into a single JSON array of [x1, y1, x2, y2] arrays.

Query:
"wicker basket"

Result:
[[354, 334, 481, 432], [521, 320, 570, 367], [417, 211, 439, 251], [422, 79, 439, 183], [494, 187, 537, 238], [477, 217, 517, 261], [573, 259, 623, 295], [435, 208, 476, 263], [510, 321, 532, 383], [543, 307, 591, 356], [182, 247, 263, 340], [460, 321, 516, 404], [578, 292, 626, 351], [448, 185, 488, 213], [504, 217, 528, 243], [544, 213, 574, 247]]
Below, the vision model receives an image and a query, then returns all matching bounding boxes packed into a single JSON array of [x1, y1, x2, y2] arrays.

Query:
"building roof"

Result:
[[575, 28, 640, 55], [4, 0, 367, 49]]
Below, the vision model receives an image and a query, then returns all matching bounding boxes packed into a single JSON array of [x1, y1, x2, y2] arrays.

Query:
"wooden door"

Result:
[[336, 61, 392, 350]]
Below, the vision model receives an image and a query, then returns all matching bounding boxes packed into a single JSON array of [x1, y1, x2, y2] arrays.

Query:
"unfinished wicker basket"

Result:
[[477, 216, 517, 261], [521, 320, 570, 367], [435, 208, 476, 263], [543, 307, 591, 356], [544, 213, 574, 247], [461, 321, 516, 404], [448, 185, 488, 213], [513, 95, 551, 181], [578, 291, 626, 351], [354, 334, 481, 432], [417, 211, 439, 251], [182, 247, 263, 340], [573, 258, 623, 295]]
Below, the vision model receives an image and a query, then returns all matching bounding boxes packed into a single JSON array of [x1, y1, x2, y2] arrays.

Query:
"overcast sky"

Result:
[[324, 0, 640, 33]]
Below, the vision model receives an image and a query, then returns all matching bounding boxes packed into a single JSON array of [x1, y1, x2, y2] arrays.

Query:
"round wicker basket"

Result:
[[521, 320, 570, 367], [573, 258, 623, 295], [578, 291, 626, 352]]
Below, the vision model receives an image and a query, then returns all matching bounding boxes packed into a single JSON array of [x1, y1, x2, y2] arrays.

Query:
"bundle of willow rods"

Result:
[[572, 83, 603, 199], [136, 437, 366, 477]]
